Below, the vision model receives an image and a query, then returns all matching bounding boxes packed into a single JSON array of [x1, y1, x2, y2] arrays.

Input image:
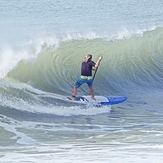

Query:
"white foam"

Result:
[[0, 115, 36, 145], [0, 36, 60, 78], [1, 143, 163, 163], [0, 78, 111, 116]]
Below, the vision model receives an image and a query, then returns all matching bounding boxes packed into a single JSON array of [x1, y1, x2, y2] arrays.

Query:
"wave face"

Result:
[[0, 27, 163, 114]]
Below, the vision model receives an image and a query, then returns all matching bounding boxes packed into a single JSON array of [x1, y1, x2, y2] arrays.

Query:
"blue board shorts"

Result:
[[74, 77, 93, 88]]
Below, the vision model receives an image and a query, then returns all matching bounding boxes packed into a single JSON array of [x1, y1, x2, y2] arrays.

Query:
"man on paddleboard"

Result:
[[71, 54, 102, 100]]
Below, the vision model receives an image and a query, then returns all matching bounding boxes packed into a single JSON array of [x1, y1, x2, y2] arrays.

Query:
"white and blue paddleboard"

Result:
[[67, 96, 127, 105]]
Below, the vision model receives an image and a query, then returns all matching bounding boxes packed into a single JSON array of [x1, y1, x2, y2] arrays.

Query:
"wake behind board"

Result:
[[66, 96, 127, 105]]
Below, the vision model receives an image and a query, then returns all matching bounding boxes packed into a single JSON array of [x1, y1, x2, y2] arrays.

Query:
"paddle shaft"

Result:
[[92, 67, 98, 82]]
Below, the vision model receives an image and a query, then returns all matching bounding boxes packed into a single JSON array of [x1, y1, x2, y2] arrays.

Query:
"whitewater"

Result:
[[0, 0, 163, 162]]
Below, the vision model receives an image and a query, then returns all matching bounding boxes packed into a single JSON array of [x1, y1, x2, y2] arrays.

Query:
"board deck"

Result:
[[66, 96, 127, 105]]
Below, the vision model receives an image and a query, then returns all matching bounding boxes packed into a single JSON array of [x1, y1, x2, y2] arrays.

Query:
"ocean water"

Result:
[[0, 0, 163, 162]]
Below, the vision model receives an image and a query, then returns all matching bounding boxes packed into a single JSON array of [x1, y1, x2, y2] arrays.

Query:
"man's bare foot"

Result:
[[71, 95, 76, 100], [91, 96, 95, 100]]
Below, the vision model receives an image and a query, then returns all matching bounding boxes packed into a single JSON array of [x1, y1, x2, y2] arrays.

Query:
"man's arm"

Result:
[[95, 56, 103, 68]]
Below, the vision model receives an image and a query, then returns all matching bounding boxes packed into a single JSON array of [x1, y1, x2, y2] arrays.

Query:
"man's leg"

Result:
[[90, 87, 94, 99], [73, 86, 77, 97]]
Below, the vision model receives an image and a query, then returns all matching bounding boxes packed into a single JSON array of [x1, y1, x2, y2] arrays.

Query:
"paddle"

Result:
[[92, 67, 98, 82]]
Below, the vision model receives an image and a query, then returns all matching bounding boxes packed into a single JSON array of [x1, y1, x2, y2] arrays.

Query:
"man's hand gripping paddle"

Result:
[[92, 56, 103, 82]]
